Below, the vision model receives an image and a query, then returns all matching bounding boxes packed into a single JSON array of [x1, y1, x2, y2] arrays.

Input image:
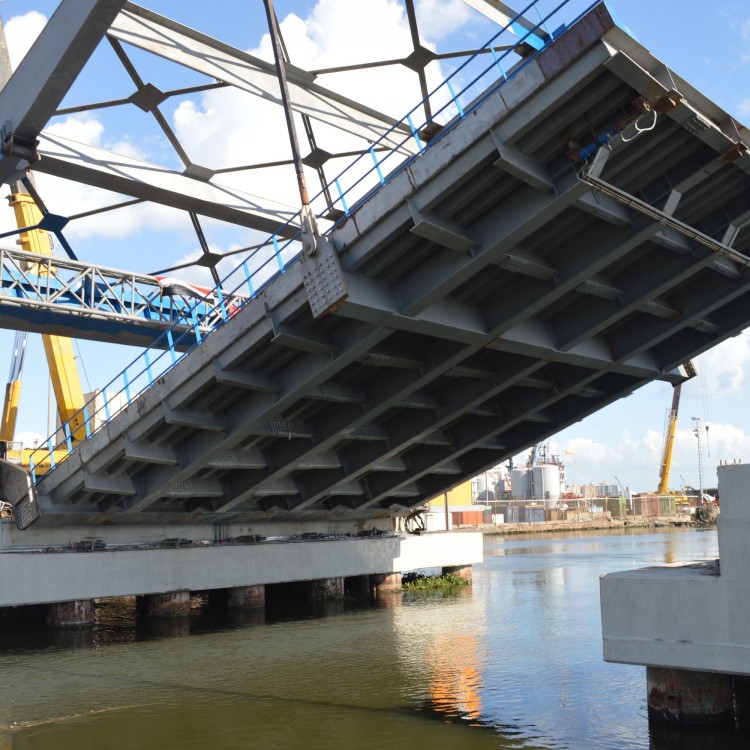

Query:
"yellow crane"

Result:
[[0, 188, 87, 471], [657, 383, 682, 495], [656, 361, 696, 510]]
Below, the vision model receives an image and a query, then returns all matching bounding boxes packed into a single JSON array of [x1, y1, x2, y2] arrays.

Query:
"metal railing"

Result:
[[26, 0, 598, 482], [0, 245, 246, 342]]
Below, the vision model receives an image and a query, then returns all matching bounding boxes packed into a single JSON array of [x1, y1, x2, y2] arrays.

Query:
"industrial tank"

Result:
[[537, 463, 561, 506], [510, 468, 531, 500], [510, 464, 561, 508]]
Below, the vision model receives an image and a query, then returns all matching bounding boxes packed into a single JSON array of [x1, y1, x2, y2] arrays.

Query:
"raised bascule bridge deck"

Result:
[[5, 5, 750, 526], [3, 2, 749, 536]]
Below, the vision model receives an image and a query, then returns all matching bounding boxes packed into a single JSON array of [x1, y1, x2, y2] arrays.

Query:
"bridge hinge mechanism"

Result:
[[0, 458, 41, 529], [299, 231, 349, 320]]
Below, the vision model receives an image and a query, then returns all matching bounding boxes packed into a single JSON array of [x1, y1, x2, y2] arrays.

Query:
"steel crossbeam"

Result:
[[33, 133, 302, 236], [109, 4, 416, 155], [0, 0, 128, 184]]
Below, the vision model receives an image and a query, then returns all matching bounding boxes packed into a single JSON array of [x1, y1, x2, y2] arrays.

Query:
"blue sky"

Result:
[[0, 0, 749, 493]]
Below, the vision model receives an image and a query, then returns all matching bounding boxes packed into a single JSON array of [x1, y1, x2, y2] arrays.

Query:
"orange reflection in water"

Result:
[[427, 630, 483, 723]]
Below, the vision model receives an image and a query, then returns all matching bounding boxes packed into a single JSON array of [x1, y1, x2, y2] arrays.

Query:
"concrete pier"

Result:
[[601, 464, 750, 724], [46, 599, 94, 628], [371, 572, 402, 595], [141, 590, 191, 618], [647, 667, 734, 725], [226, 585, 265, 609]]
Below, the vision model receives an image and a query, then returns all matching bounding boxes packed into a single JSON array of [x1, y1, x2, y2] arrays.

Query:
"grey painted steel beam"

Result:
[[120, 318, 393, 513], [110, 4, 415, 153], [460, 0, 551, 42], [407, 200, 479, 253], [287, 359, 542, 512], [490, 131, 555, 192], [0, 0, 128, 184], [361, 369, 650, 509], [32, 133, 301, 236]]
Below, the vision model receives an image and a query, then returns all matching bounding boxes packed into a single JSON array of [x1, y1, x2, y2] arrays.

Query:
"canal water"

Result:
[[0, 527, 742, 749]]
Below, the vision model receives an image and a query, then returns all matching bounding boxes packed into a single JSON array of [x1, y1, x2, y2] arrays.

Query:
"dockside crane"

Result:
[[655, 361, 696, 510], [657, 383, 682, 496]]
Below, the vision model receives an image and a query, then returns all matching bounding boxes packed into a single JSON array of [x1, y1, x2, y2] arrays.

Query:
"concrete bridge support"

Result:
[[371, 572, 402, 595], [0, 533, 483, 624], [646, 667, 734, 725], [227, 585, 265, 609], [601, 464, 750, 725], [46, 599, 94, 628], [140, 590, 191, 618]]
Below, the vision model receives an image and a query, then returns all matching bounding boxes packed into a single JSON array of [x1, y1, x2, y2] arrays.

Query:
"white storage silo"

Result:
[[510, 468, 531, 500]]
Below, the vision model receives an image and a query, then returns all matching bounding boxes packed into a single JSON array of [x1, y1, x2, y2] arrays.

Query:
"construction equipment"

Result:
[[657, 383, 682, 495], [654, 361, 697, 511], [0, 189, 87, 471], [614, 475, 627, 498], [691, 416, 716, 504]]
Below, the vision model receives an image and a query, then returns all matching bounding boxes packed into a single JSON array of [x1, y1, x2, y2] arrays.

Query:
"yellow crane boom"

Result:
[[657, 383, 682, 495], [0, 191, 87, 447]]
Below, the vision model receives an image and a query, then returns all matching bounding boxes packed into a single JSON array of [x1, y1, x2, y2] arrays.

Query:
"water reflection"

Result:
[[0, 527, 737, 750], [427, 631, 483, 724]]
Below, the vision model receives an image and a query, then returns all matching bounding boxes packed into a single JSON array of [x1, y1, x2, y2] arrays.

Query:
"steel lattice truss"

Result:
[[6, 3, 749, 527], [0, 0, 549, 288]]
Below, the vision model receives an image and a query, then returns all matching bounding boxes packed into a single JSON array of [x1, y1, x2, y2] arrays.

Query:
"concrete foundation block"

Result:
[[647, 667, 734, 725], [46, 599, 94, 629], [371, 572, 402, 595], [142, 590, 191, 618]]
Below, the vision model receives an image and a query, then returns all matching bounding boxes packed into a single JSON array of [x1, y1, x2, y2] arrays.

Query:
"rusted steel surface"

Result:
[[647, 667, 734, 725]]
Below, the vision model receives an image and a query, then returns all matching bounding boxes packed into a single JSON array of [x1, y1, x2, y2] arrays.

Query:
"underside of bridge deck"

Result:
[[17, 4, 750, 527]]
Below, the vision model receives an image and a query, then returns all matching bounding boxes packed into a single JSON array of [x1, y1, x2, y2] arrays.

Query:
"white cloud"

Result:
[[0, 112, 190, 245], [45, 115, 106, 148], [173, 0, 453, 212], [549, 417, 750, 494], [698, 329, 750, 398], [4, 11, 46, 69], [416, 0, 474, 42]]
